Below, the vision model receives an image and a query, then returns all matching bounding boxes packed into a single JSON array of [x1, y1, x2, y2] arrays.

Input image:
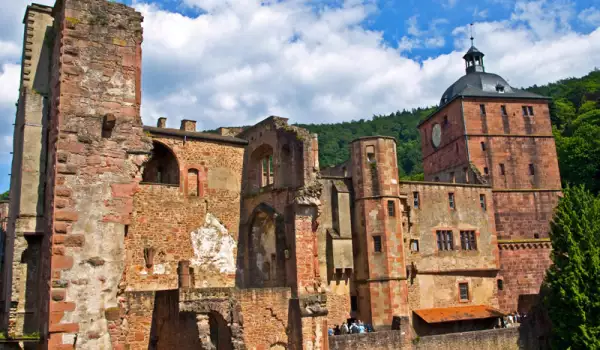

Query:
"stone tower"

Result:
[[350, 136, 409, 328], [418, 44, 561, 313]]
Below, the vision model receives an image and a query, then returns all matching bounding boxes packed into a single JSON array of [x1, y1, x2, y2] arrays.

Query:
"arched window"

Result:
[[249, 144, 274, 192], [142, 142, 180, 185]]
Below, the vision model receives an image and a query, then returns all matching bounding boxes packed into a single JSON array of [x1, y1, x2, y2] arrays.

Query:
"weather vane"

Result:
[[470, 23, 475, 47]]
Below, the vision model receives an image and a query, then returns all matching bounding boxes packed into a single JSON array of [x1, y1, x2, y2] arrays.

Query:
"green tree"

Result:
[[543, 186, 600, 349], [0, 190, 8, 200]]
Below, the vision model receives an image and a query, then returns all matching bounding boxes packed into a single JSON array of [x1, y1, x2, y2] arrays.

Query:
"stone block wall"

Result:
[[124, 134, 245, 292], [238, 288, 291, 349], [329, 330, 407, 350], [0, 202, 8, 232], [493, 191, 560, 240], [497, 242, 552, 313], [414, 327, 520, 350], [45, 0, 152, 348]]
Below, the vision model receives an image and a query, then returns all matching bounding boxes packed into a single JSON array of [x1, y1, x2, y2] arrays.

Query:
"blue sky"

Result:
[[1, 0, 599, 192]]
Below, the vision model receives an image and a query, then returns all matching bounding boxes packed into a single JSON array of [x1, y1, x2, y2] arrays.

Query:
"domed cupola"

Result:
[[463, 45, 485, 74]]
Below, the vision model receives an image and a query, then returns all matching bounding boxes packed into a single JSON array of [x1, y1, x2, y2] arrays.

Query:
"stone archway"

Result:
[[195, 311, 234, 350], [247, 203, 287, 288]]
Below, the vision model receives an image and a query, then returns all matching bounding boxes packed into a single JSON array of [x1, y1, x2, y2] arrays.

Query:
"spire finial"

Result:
[[470, 23, 474, 47]]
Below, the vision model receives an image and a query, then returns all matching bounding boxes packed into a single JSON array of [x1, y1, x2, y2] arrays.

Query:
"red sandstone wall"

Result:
[[46, 1, 152, 348], [497, 244, 552, 313], [238, 288, 291, 349], [124, 135, 244, 291], [493, 191, 560, 240]]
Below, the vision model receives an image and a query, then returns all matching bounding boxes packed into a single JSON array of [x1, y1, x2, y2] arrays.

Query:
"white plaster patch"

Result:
[[62, 333, 76, 345], [190, 213, 237, 274], [391, 179, 397, 184], [153, 263, 166, 274]]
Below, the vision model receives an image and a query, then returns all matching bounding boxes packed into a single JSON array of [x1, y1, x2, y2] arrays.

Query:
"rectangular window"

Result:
[[497, 279, 504, 291], [481, 142, 486, 151], [436, 230, 454, 251], [529, 163, 535, 175], [443, 115, 449, 127], [479, 104, 486, 116], [413, 192, 420, 209], [484, 167, 489, 175], [351, 296, 358, 311], [410, 239, 420, 252], [528, 106, 534, 116], [522, 106, 528, 116], [460, 231, 477, 250], [501, 105, 507, 116], [373, 236, 382, 253], [500, 163, 505, 175], [448, 193, 455, 209], [366, 145, 376, 163], [459, 283, 469, 301], [387, 200, 396, 217], [480, 194, 487, 211]]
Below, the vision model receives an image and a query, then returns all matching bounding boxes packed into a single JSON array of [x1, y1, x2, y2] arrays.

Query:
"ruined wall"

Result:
[[1, 4, 54, 334], [329, 331, 406, 350], [124, 133, 244, 291], [0, 202, 8, 232], [238, 288, 291, 350], [497, 242, 552, 313], [45, 1, 153, 348], [414, 328, 520, 350]]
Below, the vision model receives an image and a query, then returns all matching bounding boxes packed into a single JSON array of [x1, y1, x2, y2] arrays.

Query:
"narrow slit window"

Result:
[[500, 163, 505, 175], [481, 142, 486, 151], [413, 192, 420, 209], [480, 104, 486, 116], [448, 193, 455, 210], [459, 283, 469, 301], [480, 194, 486, 211], [501, 105, 507, 116], [443, 115, 449, 127], [522, 106, 528, 116], [528, 106, 534, 116], [484, 167, 489, 175], [529, 163, 535, 175], [387, 200, 396, 217], [497, 279, 504, 291], [373, 236, 382, 253]]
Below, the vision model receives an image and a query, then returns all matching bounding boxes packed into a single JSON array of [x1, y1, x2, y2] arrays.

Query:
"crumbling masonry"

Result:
[[0, 1, 560, 349]]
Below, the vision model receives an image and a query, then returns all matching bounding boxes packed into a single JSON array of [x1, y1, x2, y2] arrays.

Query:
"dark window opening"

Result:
[[497, 279, 504, 291], [529, 163, 535, 175], [501, 105, 507, 116], [410, 239, 419, 252], [480, 194, 486, 211], [484, 167, 489, 175], [434, 176, 440, 182], [459, 283, 469, 301], [481, 142, 486, 151], [448, 193, 455, 209], [522, 106, 528, 116], [436, 230, 454, 251], [350, 296, 358, 311], [387, 200, 396, 217], [496, 84, 505, 93], [142, 142, 180, 185], [480, 104, 486, 116], [528, 106, 534, 116], [460, 230, 477, 250], [443, 115, 449, 127], [534, 233, 540, 239], [373, 236, 382, 253], [500, 163, 505, 175], [413, 192, 420, 209], [366, 145, 376, 163]]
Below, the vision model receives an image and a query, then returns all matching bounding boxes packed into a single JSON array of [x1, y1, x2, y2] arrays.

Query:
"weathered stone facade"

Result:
[[0, 1, 560, 349]]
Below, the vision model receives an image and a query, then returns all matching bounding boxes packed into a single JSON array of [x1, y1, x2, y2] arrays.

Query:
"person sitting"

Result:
[[334, 325, 341, 335], [341, 322, 349, 335], [349, 322, 359, 334], [328, 328, 334, 336]]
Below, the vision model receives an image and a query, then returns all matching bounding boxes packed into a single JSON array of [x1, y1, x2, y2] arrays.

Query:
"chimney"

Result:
[[157, 117, 167, 128], [181, 119, 196, 132]]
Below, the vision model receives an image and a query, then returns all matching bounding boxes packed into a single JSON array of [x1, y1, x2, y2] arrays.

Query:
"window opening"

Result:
[[534, 233, 540, 239], [497, 279, 504, 291], [522, 106, 528, 116], [459, 283, 469, 301], [501, 105, 507, 116], [481, 142, 486, 151], [410, 239, 420, 252], [443, 115, 449, 127], [350, 296, 358, 311], [366, 145, 376, 163], [500, 163, 505, 175], [436, 230, 454, 251], [529, 163, 535, 175], [460, 231, 477, 250], [373, 236, 382, 252], [448, 193, 455, 210], [528, 106, 534, 116], [480, 194, 486, 211], [413, 192, 420, 209], [480, 104, 486, 116], [450, 172, 455, 183], [387, 200, 396, 217], [484, 167, 489, 175]]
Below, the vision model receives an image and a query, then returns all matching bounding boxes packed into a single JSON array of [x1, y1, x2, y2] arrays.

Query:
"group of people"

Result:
[[495, 312, 526, 329], [328, 319, 375, 336]]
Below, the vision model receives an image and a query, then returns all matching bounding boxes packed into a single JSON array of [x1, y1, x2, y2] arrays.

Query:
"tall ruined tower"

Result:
[[418, 44, 561, 313], [2, 0, 152, 347], [350, 136, 409, 328]]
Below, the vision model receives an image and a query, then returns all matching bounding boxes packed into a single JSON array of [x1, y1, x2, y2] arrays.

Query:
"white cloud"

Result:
[[0, 64, 20, 109], [579, 7, 600, 27]]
